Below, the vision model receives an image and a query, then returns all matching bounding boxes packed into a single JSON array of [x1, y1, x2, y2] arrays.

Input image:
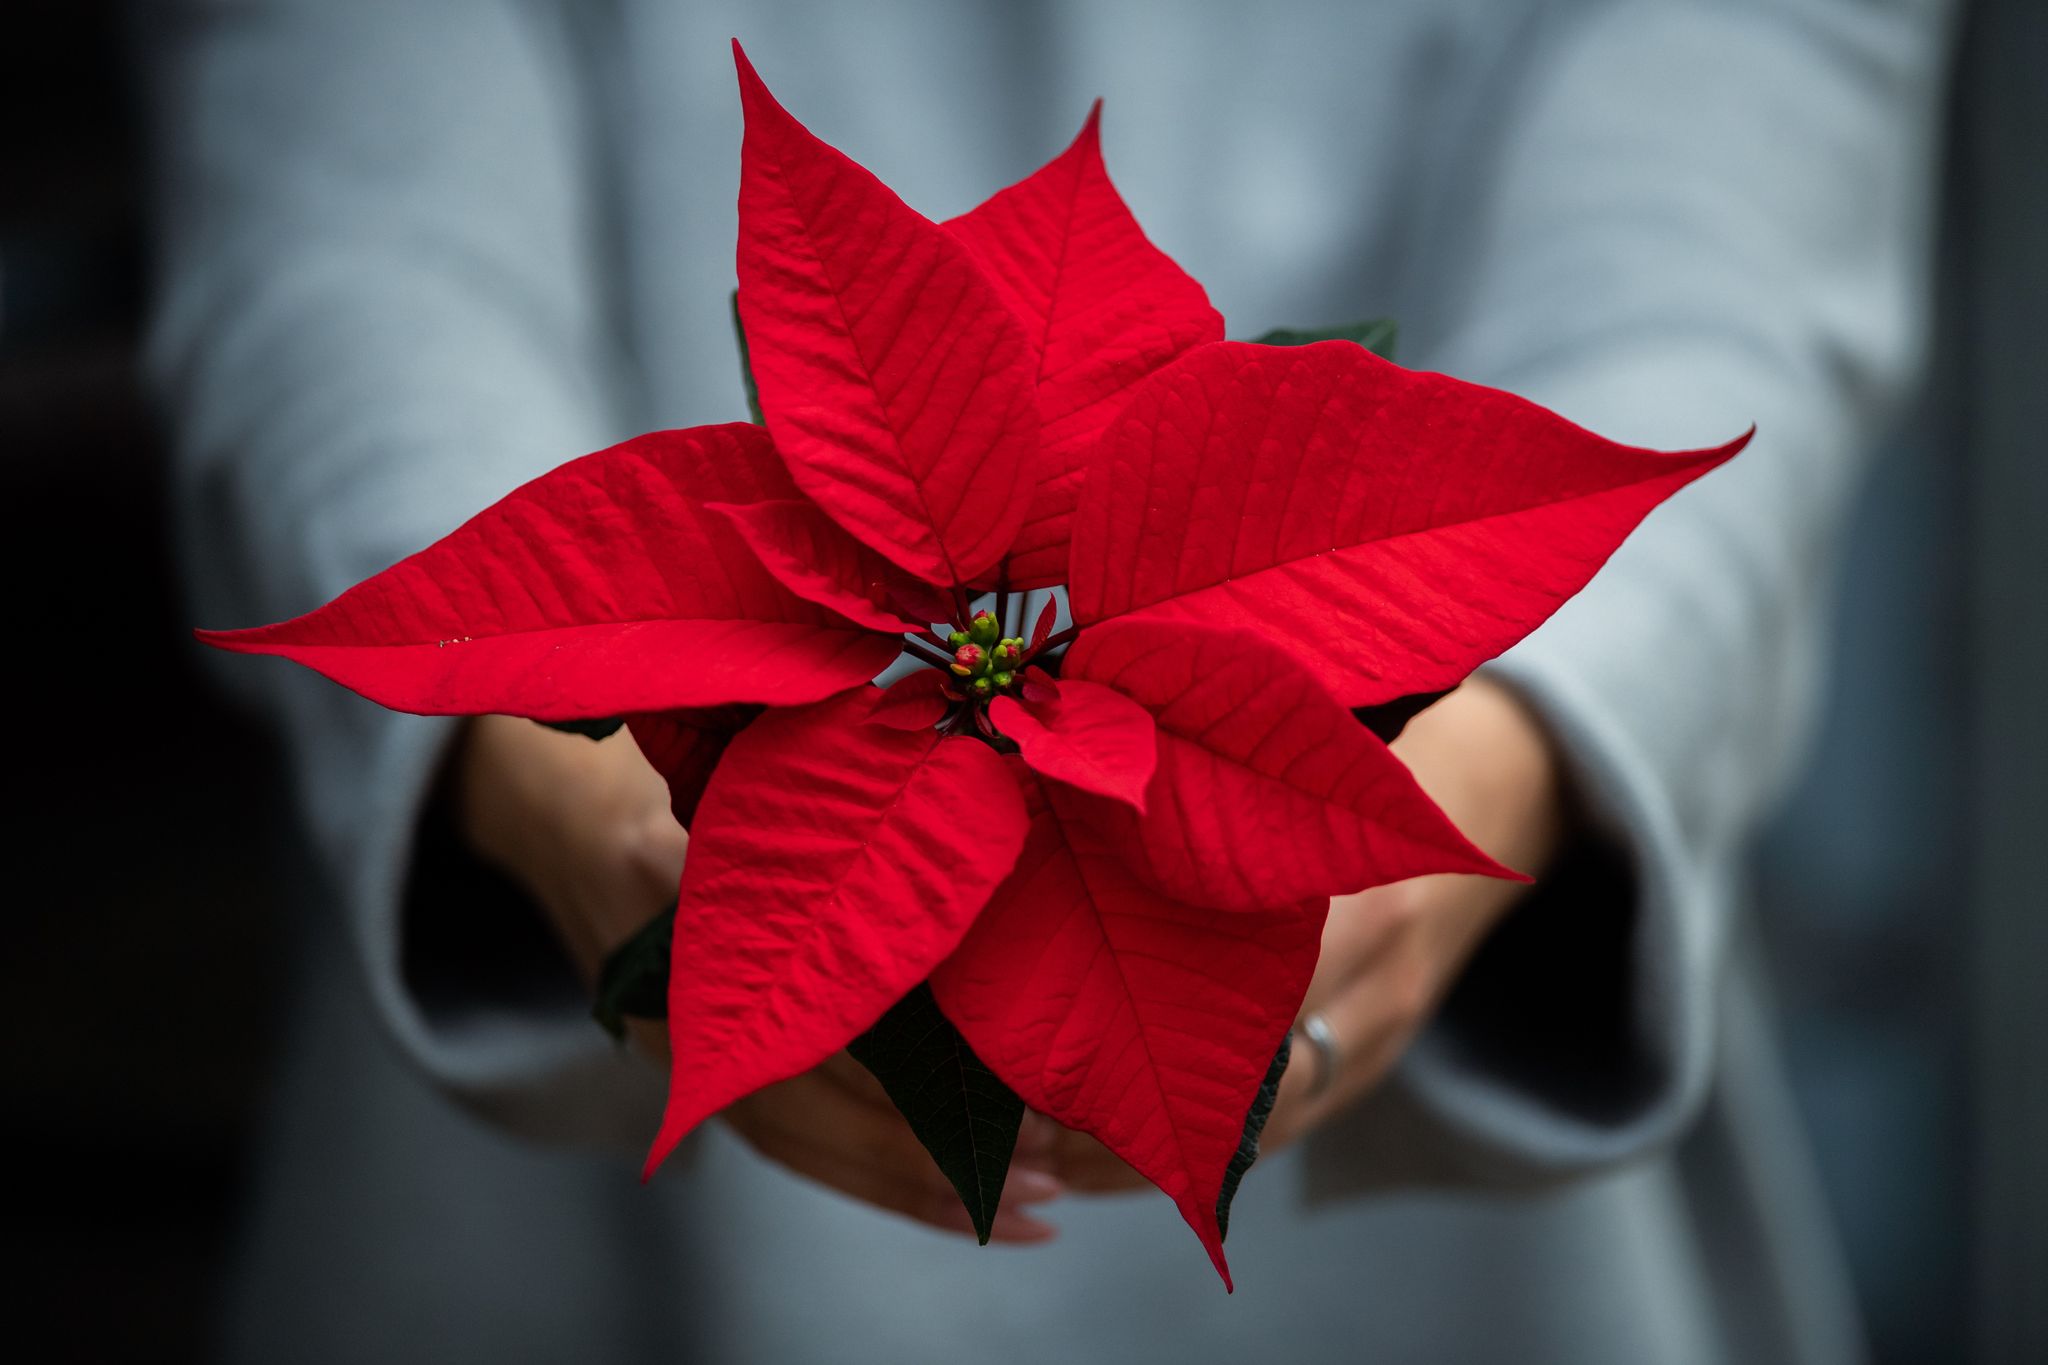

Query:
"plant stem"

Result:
[[901, 637, 956, 670], [1019, 624, 1080, 668]]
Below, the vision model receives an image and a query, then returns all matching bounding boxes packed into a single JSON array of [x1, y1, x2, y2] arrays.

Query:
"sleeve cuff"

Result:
[[1305, 651, 1721, 1196], [293, 686, 666, 1151]]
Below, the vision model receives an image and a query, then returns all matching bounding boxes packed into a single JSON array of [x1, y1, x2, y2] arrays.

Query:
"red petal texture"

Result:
[[947, 105, 1223, 588], [645, 687, 1029, 1174], [733, 43, 1038, 586], [1067, 342, 1747, 705], [628, 706, 761, 829], [932, 768, 1325, 1288], [198, 425, 899, 718], [1062, 619, 1514, 910], [867, 669, 951, 731], [708, 498, 924, 633], [989, 680, 1156, 813]]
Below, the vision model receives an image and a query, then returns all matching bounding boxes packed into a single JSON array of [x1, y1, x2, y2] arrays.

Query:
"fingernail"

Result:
[[989, 1210, 1058, 1244], [1007, 1168, 1063, 1203]]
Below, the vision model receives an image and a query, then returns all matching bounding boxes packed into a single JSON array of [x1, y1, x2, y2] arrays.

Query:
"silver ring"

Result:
[[1298, 1013, 1340, 1100]]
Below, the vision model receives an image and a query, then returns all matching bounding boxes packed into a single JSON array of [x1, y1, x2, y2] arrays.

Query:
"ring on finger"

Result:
[[1297, 1012, 1341, 1101]]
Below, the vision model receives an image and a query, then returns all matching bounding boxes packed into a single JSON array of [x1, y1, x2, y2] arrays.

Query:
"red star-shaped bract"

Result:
[[198, 41, 1746, 1287]]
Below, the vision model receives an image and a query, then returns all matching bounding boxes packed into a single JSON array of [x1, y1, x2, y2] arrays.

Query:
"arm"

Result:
[[147, 4, 1065, 1232], [1311, 0, 1960, 1190], [1056, 0, 1959, 1196], [145, 0, 655, 1143]]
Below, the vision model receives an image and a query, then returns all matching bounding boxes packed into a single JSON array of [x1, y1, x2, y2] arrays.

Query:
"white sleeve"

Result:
[[144, 0, 662, 1146], [1313, 0, 1956, 1191]]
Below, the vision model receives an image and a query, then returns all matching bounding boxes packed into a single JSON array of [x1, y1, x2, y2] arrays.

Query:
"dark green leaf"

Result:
[[1353, 688, 1452, 744], [848, 983, 1025, 1245], [1250, 317, 1399, 361], [1216, 1032, 1291, 1242], [730, 289, 765, 425], [591, 902, 675, 1041], [539, 716, 625, 741]]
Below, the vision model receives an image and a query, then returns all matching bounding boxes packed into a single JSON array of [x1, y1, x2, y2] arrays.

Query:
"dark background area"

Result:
[[0, 8, 286, 1357], [3, 5, 2039, 1362]]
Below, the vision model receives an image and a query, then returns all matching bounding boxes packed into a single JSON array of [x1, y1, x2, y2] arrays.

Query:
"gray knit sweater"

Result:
[[145, 2, 1954, 1361]]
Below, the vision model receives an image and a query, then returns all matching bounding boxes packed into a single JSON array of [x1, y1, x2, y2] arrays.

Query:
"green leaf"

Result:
[[1250, 317, 1399, 361], [1353, 688, 1452, 744], [1216, 1032, 1291, 1242], [539, 716, 625, 741], [730, 289, 766, 425], [591, 915, 1024, 1247], [592, 902, 675, 1041], [847, 983, 1026, 1245]]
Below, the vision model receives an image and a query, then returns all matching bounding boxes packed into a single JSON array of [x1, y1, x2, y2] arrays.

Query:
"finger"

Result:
[[1013, 1109, 1061, 1172], [729, 1072, 1067, 1207], [729, 1073, 948, 1182], [744, 1128, 1050, 1241], [1045, 1128, 1148, 1193], [745, 1127, 1060, 1242], [1256, 1031, 1324, 1151], [1297, 880, 1429, 1020], [815, 1049, 898, 1109], [626, 1017, 671, 1065], [1288, 972, 1418, 1133], [928, 1197, 1060, 1244]]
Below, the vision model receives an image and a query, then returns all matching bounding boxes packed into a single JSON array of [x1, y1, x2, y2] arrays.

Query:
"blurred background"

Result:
[[2, 3, 2040, 1362]]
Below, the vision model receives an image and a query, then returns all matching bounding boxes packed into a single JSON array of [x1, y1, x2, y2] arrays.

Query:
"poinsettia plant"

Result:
[[199, 42, 1745, 1287]]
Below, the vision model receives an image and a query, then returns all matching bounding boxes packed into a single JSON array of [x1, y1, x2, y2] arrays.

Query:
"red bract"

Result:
[[197, 42, 1745, 1287]]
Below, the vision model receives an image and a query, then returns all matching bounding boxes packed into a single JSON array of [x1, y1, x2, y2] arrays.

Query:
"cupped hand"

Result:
[[1050, 675, 1568, 1191], [451, 715, 1061, 1240]]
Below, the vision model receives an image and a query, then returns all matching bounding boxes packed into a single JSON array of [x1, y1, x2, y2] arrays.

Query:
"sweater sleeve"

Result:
[[144, 0, 664, 1146], [1310, 0, 1956, 1193]]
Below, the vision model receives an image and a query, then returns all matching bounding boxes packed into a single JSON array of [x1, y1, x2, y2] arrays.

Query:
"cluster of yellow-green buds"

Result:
[[947, 609, 1027, 701]]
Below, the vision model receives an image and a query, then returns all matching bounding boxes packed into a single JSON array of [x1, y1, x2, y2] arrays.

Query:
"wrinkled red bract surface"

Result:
[[734, 44, 1038, 587], [197, 425, 899, 718], [990, 680, 1156, 813], [708, 498, 928, 634], [933, 767, 1325, 1288], [948, 104, 1223, 588], [1068, 341, 1747, 706], [629, 706, 762, 829], [645, 687, 1028, 1174], [195, 40, 1744, 1289], [1062, 619, 1517, 910]]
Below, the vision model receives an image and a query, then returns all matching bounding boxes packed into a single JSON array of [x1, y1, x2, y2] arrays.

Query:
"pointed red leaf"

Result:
[[989, 680, 1155, 813], [708, 498, 924, 633], [1029, 597, 1059, 650], [867, 669, 951, 732], [733, 43, 1038, 586], [1019, 665, 1060, 704], [198, 425, 900, 718], [948, 105, 1223, 588], [932, 768, 1324, 1287], [1067, 342, 1747, 705], [644, 687, 1029, 1174], [1062, 619, 1514, 910], [628, 705, 761, 828], [885, 578, 958, 631]]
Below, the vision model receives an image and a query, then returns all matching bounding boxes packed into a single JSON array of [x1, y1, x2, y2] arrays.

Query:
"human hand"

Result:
[[451, 715, 1062, 1239], [721, 1057, 1064, 1242], [1050, 676, 1568, 1190]]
